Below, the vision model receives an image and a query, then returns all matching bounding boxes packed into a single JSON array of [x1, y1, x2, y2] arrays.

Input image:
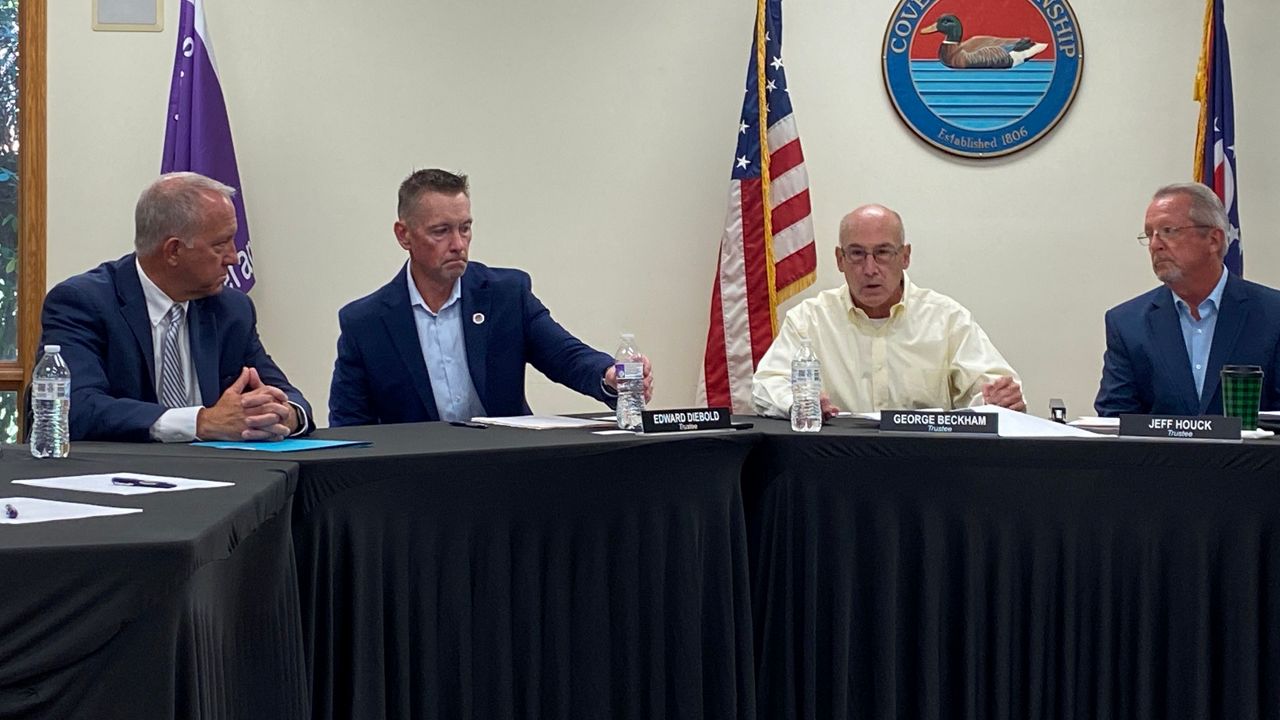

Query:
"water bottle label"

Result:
[[32, 380, 68, 400], [616, 362, 644, 381]]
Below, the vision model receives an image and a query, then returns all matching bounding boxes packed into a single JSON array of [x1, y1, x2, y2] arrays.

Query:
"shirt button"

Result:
[[1196, 364, 1203, 370], [1197, 329, 1203, 334]]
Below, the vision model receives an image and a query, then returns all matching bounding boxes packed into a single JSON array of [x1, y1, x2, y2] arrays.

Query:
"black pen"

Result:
[[448, 421, 488, 429], [112, 477, 177, 489], [4, 503, 16, 519]]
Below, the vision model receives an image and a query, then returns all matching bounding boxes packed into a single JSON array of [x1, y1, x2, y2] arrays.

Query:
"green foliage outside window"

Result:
[[0, 0, 20, 441]]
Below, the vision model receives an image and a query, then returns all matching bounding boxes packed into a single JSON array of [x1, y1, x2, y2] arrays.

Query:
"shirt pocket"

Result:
[[900, 368, 950, 409]]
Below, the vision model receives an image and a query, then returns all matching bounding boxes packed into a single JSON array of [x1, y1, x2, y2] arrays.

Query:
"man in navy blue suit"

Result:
[[329, 169, 652, 426], [40, 172, 313, 442], [1095, 182, 1280, 416]]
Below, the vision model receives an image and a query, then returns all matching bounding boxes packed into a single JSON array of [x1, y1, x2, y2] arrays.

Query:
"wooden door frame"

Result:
[[0, 0, 46, 430]]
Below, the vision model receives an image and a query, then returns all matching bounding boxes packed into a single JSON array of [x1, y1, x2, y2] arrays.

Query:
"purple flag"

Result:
[[161, 0, 255, 291]]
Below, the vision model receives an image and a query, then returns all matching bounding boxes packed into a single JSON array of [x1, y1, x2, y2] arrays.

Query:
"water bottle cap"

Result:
[[620, 333, 635, 341], [43, 344, 60, 354]]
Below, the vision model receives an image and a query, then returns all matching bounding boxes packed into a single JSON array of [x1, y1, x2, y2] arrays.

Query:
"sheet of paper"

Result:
[[192, 438, 370, 452], [13, 472, 233, 495], [833, 411, 881, 421], [968, 405, 1105, 438], [1068, 416, 1120, 429], [1259, 411, 1280, 419], [0, 496, 142, 525], [834, 409, 945, 421], [593, 429, 638, 435], [471, 415, 616, 430]]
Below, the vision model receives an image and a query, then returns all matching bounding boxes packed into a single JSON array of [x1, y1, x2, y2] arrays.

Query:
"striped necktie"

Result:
[[159, 304, 187, 408]]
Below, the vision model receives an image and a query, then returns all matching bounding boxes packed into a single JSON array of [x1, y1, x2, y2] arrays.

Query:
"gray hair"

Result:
[[134, 172, 237, 255], [1153, 182, 1229, 259]]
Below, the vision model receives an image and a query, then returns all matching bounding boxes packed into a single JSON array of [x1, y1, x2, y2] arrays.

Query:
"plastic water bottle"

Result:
[[30, 344, 71, 458], [614, 333, 646, 431], [790, 337, 822, 433]]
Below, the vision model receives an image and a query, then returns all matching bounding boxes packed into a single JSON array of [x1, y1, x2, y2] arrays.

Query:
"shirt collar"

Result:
[[1173, 264, 1228, 316], [840, 272, 915, 320], [135, 258, 188, 328], [406, 264, 462, 316]]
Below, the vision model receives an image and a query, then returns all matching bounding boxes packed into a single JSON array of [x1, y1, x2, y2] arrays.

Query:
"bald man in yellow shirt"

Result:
[[752, 204, 1024, 418]]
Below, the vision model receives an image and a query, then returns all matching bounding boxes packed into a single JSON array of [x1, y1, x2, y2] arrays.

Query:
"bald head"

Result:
[[834, 204, 911, 319], [838, 204, 905, 248]]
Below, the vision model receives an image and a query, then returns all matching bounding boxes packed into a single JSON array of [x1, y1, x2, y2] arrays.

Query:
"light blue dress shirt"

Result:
[[406, 270, 487, 422], [1173, 265, 1229, 400]]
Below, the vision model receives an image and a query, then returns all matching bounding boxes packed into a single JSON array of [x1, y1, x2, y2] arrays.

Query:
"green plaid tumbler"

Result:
[[1220, 364, 1264, 431]]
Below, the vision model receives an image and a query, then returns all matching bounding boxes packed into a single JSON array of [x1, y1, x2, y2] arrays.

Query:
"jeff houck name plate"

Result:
[[1119, 414, 1240, 441]]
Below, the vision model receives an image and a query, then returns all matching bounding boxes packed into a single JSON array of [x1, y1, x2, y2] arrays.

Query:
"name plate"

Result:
[[1119, 414, 1240, 441], [880, 410, 999, 435], [641, 407, 731, 433]]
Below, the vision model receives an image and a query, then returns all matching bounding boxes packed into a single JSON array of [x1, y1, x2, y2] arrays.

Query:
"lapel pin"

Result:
[[472, 313, 485, 325]]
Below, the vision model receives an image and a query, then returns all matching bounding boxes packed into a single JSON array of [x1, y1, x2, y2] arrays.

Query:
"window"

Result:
[[0, 0, 46, 442]]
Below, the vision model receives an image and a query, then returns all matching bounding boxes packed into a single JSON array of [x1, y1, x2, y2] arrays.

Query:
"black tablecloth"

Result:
[[0, 452, 307, 720], [747, 420, 1280, 720], [82, 424, 760, 720]]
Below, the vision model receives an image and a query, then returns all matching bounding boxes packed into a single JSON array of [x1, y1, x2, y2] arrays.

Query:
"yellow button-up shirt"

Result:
[[752, 274, 1020, 415]]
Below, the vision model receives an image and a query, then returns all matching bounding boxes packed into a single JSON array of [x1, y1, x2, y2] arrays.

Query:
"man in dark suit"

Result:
[[1095, 182, 1280, 416], [40, 172, 313, 442], [329, 168, 652, 426]]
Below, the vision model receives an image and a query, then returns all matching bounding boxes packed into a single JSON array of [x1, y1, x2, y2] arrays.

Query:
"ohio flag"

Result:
[[161, 0, 255, 291], [699, 0, 816, 413], [1193, 0, 1241, 275]]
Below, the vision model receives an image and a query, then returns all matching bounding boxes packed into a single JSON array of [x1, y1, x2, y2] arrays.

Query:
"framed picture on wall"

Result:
[[92, 0, 162, 32]]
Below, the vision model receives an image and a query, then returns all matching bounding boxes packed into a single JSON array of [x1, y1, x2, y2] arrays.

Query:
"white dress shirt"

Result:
[[752, 273, 1021, 415], [136, 261, 309, 441], [136, 260, 202, 442]]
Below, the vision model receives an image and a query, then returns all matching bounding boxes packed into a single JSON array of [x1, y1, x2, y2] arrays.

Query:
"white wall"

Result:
[[49, 0, 1279, 425]]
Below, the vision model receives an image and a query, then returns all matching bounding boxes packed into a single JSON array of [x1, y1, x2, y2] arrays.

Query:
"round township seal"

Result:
[[882, 0, 1083, 158]]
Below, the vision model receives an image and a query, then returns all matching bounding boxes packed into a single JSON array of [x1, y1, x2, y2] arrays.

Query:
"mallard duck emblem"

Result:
[[919, 14, 1049, 69], [881, 0, 1084, 158]]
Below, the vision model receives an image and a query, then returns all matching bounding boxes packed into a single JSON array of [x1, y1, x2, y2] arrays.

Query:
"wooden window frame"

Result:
[[0, 0, 46, 428]]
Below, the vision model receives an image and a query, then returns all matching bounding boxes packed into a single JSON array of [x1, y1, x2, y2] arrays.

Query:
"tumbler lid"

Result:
[[1221, 364, 1263, 376]]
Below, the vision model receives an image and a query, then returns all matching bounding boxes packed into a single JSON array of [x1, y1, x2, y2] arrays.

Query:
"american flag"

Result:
[[699, 0, 815, 412], [1193, 0, 1241, 275], [162, 0, 256, 291]]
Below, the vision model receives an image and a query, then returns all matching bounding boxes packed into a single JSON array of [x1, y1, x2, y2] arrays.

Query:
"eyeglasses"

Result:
[[838, 245, 902, 264], [1137, 225, 1211, 246]]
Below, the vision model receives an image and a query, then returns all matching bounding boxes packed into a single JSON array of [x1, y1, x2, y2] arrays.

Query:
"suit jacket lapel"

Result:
[[116, 258, 158, 398], [461, 269, 490, 403], [1147, 290, 1199, 414], [1201, 274, 1249, 413], [188, 300, 220, 405], [384, 266, 439, 418]]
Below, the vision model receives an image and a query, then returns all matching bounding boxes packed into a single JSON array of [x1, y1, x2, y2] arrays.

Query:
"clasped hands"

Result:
[[196, 367, 298, 442]]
